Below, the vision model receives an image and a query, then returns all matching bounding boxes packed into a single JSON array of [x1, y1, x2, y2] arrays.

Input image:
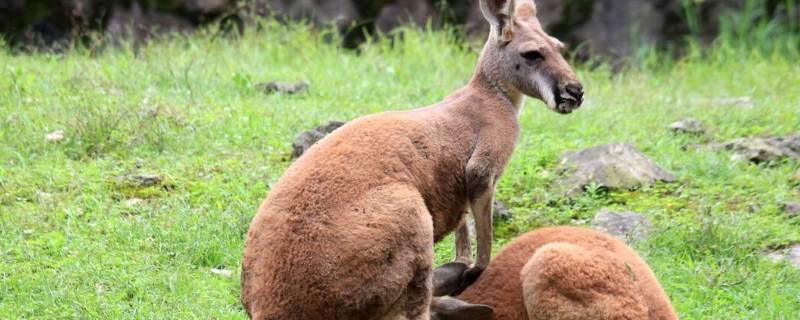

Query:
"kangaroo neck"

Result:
[[468, 56, 525, 116]]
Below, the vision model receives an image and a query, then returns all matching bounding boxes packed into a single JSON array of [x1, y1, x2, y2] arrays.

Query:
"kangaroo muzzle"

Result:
[[555, 81, 584, 114]]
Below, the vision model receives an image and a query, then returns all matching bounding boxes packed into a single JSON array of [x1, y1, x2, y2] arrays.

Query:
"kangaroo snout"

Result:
[[556, 81, 584, 114]]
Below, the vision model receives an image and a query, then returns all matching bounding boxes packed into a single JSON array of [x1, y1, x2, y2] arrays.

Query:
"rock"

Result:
[[718, 135, 800, 163], [210, 268, 233, 277], [45, 130, 65, 142], [291, 121, 346, 159], [36, 191, 53, 203], [782, 202, 800, 218], [591, 209, 653, 243], [555, 143, 677, 197], [668, 118, 706, 135], [375, 0, 439, 34], [259, 81, 310, 95], [124, 198, 145, 207], [713, 96, 756, 108], [766, 245, 800, 269], [492, 200, 512, 221], [118, 174, 163, 188]]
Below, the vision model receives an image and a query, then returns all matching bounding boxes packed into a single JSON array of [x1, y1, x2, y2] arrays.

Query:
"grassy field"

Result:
[[1, 21, 800, 319]]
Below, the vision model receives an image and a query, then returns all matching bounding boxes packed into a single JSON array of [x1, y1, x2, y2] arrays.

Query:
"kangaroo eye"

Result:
[[521, 50, 544, 61]]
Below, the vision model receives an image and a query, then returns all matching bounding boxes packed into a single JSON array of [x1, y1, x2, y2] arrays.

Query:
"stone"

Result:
[[555, 143, 677, 197], [782, 202, 800, 218], [291, 121, 346, 159], [713, 96, 756, 108], [668, 118, 706, 135], [718, 135, 800, 163], [118, 174, 163, 188], [591, 209, 653, 243], [766, 245, 800, 269], [260, 81, 310, 95], [124, 198, 145, 207], [36, 191, 53, 203], [210, 268, 233, 277], [45, 130, 64, 142], [492, 200, 512, 221]]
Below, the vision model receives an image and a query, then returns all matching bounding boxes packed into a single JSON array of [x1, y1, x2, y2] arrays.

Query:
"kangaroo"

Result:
[[240, 0, 583, 318], [433, 226, 679, 320]]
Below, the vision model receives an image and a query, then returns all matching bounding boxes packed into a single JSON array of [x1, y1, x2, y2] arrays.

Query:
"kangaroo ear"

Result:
[[431, 297, 494, 320], [432, 262, 469, 296], [479, 0, 517, 41]]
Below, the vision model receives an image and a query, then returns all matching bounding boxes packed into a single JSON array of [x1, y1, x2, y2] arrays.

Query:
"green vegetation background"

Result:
[[2, 13, 800, 319]]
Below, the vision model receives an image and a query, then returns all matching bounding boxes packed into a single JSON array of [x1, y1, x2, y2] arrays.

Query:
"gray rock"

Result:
[[291, 121, 346, 159], [260, 81, 310, 95], [591, 209, 653, 243], [555, 143, 677, 197], [669, 118, 706, 135], [766, 245, 800, 269], [718, 135, 800, 163], [124, 198, 145, 207], [45, 130, 65, 143], [210, 267, 234, 277], [713, 96, 756, 108], [782, 202, 800, 218], [492, 200, 512, 221], [118, 174, 163, 188]]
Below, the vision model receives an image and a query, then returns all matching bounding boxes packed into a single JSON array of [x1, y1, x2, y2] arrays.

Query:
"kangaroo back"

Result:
[[520, 242, 649, 320], [456, 226, 678, 320]]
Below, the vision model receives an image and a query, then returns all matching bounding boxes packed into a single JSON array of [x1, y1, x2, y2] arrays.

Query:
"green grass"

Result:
[[2, 22, 800, 319]]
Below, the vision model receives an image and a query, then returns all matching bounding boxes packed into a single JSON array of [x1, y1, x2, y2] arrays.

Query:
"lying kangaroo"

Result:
[[240, 0, 583, 318], [434, 226, 679, 320]]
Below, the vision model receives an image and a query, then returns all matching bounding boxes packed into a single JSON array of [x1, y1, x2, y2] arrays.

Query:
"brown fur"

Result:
[[240, 0, 582, 319], [456, 226, 679, 320]]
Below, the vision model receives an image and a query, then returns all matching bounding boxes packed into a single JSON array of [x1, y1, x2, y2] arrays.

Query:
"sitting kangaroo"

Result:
[[433, 226, 679, 320], [240, 0, 583, 318]]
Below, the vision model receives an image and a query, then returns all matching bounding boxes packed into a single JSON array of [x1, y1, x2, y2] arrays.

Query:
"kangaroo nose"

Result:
[[565, 83, 584, 101]]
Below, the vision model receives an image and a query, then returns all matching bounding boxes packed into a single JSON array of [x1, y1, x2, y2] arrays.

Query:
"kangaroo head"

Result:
[[478, 0, 583, 114]]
